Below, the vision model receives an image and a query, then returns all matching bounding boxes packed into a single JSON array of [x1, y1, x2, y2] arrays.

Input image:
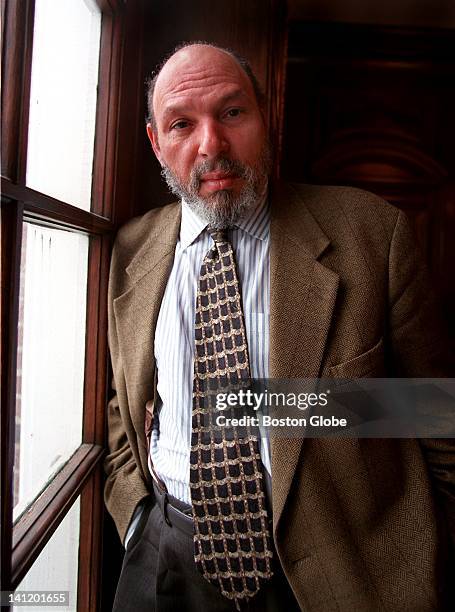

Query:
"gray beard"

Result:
[[160, 148, 270, 229]]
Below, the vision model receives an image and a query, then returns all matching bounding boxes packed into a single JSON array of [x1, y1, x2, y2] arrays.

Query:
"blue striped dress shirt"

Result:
[[150, 196, 271, 504]]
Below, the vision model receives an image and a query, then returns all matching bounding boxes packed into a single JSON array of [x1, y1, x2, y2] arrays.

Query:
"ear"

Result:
[[146, 123, 162, 164]]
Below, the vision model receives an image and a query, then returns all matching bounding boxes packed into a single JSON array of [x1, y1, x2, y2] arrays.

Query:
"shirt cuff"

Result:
[[123, 500, 146, 549]]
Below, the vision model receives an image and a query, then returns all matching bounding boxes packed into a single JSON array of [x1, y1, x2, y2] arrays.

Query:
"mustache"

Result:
[[189, 157, 252, 191]]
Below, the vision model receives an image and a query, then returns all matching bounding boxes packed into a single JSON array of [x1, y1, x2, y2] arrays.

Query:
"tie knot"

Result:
[[208, 228, 228, 244]]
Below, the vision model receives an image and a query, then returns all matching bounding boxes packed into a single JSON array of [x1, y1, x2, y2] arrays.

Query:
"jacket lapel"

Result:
[[113, 204, 181, 460], [269, 183, 339, 530]]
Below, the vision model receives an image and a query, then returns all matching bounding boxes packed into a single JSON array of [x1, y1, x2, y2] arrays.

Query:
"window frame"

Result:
[[1, 0, 132, 607]]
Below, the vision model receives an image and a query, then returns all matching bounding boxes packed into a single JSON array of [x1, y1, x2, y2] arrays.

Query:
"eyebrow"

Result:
[[161, 89, 250, 122]]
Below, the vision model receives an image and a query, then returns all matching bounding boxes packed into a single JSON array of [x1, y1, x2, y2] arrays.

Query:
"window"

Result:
[[1, 0, 129, 608], [26, 0, 102, 210], [13, 499, 81, 611], [14, 224, 88, 521]]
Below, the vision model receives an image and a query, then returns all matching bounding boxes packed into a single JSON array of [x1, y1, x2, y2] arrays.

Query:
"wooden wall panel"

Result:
[[282, 22, 455, 341], [288, 0, 455, 29]]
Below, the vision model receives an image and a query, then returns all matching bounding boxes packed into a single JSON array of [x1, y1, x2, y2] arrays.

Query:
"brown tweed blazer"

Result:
[[105, 182, 454, 611]]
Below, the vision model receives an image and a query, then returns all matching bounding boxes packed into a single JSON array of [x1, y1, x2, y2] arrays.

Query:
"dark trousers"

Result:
[[113, 497, 301, 612]]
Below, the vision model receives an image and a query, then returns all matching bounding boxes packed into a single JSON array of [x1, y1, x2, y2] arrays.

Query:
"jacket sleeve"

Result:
[[388, 210, 455, 550], [103, 239, 151, 544]]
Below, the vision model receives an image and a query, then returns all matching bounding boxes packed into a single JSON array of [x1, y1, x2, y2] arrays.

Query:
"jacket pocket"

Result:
[[328, 337, 385, 379]]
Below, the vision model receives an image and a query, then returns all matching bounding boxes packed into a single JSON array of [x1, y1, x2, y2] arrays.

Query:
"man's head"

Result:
[[146, 43, 270, 229]]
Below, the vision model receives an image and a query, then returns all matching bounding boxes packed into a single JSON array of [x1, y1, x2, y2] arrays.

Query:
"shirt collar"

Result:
[[236, 189, 270, 242], [179, 185, 270, 250], [180, 200, 208, 250]]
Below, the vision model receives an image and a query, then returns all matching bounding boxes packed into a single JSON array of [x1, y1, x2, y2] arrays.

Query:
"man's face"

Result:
[[147, 45, 269, 228]]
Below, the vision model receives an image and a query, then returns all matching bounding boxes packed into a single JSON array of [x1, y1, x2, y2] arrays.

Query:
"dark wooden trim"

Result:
[[78, 235, 111, 610], [91, 10, 114, 217], [83, 234, 111, 445], [78, 464, 104, 612], [92, 7, 124, 218], [109, 0, 145, 226], [11, 443, 104, 589], [1, 0, 6, 42], [288, 21, 455, 62], [1, 179, 113, 234], [95, 0, 126, 14], [266, 0, 288, 179], [0, 200, 24, 594], [16, 0, 35, 185], [1, 0, 34, 182], [287, 55, 455, 79]]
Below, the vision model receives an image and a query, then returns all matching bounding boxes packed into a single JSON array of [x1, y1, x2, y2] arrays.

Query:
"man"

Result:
[[105, 43, 454, 611]]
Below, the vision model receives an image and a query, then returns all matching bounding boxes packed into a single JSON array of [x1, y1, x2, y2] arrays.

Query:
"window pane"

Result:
[[13, 498, 80, 612], [26, 0, 101, 210], [14, 224, 88, 521]]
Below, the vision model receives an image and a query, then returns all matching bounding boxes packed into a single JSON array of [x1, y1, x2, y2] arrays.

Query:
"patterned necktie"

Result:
[[190, 228, 273, 609]]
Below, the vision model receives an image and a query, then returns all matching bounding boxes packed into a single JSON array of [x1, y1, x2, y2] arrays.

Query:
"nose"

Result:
[[197, 120, 229, 158]]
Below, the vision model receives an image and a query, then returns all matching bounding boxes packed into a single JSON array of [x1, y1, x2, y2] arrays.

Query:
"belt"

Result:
[[153, 481, 194, 537]]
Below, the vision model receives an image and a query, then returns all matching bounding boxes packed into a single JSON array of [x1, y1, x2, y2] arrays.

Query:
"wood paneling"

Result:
[[282, 21, 455, 340], [288, 0, 455, 29], [106, 0, 146, 227]]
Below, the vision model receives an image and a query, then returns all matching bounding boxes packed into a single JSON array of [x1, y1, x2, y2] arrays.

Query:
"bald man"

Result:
[[105, 43, 454, 611]]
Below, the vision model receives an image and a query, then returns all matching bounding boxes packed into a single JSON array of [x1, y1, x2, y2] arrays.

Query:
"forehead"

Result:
[[153, 47, 256, 120]]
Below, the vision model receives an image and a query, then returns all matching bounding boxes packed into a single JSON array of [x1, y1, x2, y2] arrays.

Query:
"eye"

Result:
[[170, 120, 189, 130], [225, 108, 242, 119]]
